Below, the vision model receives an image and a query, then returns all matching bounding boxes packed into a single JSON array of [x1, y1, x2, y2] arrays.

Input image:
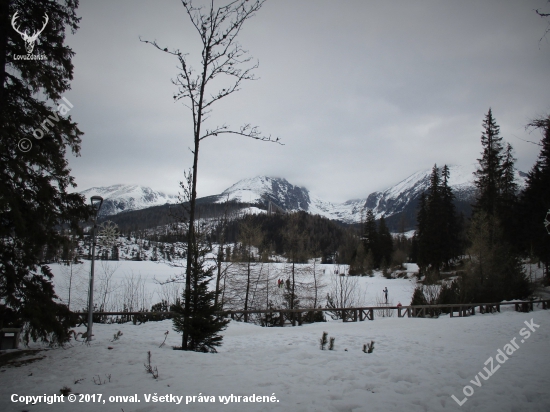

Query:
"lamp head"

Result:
[[90, 196, 103, 218]]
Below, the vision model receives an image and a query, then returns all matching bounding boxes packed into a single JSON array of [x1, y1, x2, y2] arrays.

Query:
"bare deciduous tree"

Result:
[[141, 0, 280, 350], [326, 268, 364, 320], [96, 261, 121, 313], [58, 261, 87, 311]]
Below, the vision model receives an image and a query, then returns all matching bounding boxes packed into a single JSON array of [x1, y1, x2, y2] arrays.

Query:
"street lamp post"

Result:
[[86, 196, 103, 342]]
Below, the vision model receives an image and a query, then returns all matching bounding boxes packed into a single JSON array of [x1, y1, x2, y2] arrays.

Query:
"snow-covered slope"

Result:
[[363, 164, 526, 220], [217, 176, 311, 211], [79, 184, 178, 216], [213, 165, 526, 223]]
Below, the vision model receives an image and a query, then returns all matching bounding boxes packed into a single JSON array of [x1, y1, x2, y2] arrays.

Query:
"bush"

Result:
[[410, 286, 427, 306], [363, 340, 375, 353], [437, 280, 461, 313], [319, 331, 328, 350]]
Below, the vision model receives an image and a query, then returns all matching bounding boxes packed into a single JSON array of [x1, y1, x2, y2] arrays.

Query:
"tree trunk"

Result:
[[243, 259, 251, 322]]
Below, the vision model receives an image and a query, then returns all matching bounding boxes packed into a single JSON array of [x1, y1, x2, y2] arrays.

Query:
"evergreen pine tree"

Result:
[[0, 1, 90, 344], [172, 234, 229, 353], [171, 172, 228, 352], [521, 115, 550, 277], [440, 165, 461, 269], [416, 166, 443, 275], [351, 242, 367, 275], [498, 143, 520, 249], [466, 109, 527, 301], [363, 209, 379, 267], [377, 216, 393, 271], [426, 164, 443, 274], [415, 165, 461, 275], [415, 193, 429, 272], [465, 212, 528, 301], [474, 108, 505, 218]]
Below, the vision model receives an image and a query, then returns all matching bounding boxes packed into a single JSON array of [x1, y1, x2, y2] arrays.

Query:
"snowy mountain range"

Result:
[[80, 165, 527, 225], [79, 184, 179, 217]]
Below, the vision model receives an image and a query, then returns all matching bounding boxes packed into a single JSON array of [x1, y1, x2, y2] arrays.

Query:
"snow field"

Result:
[[1, 309, 549, 412], [48, 260, 418, 313]]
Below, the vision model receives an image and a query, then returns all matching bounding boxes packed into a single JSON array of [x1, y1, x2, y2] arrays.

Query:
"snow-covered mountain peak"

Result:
[[219, 176, 311, 210], [81, 164, 527, 224], [80, 184, 178, 216]]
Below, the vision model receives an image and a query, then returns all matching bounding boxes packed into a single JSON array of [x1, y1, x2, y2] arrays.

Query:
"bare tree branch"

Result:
[[140, 0, 278, 350], [535, 4, 550, 44]]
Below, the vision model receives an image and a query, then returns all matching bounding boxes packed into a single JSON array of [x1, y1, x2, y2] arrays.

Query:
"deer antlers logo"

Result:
[[12, 12, 49, 54]]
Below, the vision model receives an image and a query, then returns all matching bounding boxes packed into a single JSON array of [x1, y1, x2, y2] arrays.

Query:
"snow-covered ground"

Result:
[[1, 305, 549, 411], [3, 261, 548, 411], [48, 260, 418, 312]]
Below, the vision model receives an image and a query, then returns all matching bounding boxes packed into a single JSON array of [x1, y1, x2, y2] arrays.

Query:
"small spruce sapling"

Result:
[[320, 331, 328, 350], [328, 337, 335, 351], [111, 331, 123, 342], [362, 340, 375, 353]]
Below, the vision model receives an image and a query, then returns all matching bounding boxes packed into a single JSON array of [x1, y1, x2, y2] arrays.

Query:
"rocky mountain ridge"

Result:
[[80, 165, 526, 225]]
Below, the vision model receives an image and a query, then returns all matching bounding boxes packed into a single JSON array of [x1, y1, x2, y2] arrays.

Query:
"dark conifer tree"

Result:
[[426, 164, 443, 273], [377, 216, 393, 269], [0, 0, 90, 344], [521, 115, 550, 277], [172, 173, 229, 352], [172, 234, 229, 353], [415, 193, 429, 272], [466, 109, 527, 301], [440, 165, 461, 269], [416, 166, 443, 274], [362, 209, 379, 267], [409, 234, 419, 264], [415, 165, 461, 274], [498, 143, 520, 248], [474, 108, 504, 219]]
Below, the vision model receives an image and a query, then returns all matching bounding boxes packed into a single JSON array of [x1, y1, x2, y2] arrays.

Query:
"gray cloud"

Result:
[[63, 0, 550, 202]]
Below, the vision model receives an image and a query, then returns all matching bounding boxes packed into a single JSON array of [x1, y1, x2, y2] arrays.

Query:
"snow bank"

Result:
[[1, 308, 549, 411]]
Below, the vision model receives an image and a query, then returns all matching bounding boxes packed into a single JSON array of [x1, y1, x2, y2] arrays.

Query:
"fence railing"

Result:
[[70, 299, 550, 326]]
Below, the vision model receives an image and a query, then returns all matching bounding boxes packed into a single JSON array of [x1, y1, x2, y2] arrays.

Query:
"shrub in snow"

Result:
[[437, 279, 461, 313], [320, 331, 328, 350], [144, 351, 159, 379], [410, 286, 427, 306], [110, 330, 123, 342], [92, 374, 111, 385], [305, 309, 326, 323], [363, 340, 375, 354], [328, 336, 335, 351]]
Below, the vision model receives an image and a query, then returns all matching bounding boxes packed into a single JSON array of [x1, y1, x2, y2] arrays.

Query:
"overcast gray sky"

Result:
[[63, 0, 550, 203]]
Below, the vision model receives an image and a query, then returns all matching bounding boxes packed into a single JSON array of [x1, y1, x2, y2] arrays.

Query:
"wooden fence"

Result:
[[71, 299, 550, 327]]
